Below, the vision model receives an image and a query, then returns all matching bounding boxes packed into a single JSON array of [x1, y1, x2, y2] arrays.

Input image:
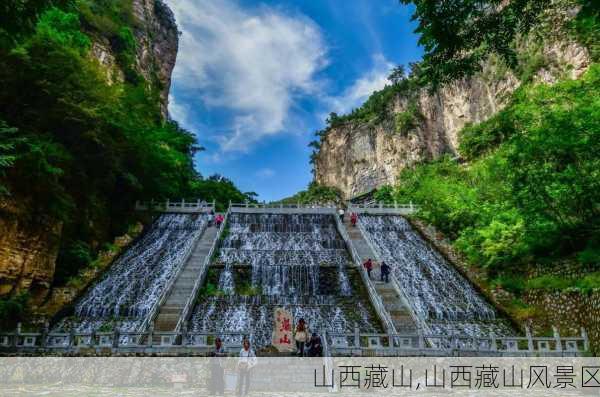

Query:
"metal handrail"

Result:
[[175, 209, 230, 332]]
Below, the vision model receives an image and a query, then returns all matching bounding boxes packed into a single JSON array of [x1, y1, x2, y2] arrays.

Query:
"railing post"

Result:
[[15, 322, 21, 347], [212, 199, 216, 209], [388, 332, 394, 351], [354, 324, 360, 348], [552, 326, 562, 352], [148, 324, 154, 348], [418, 330, 425, 350], [113, 326, 120, 349], [41, 321, 49, 348], [525, 326, 534, 352], [182, 198, 185, 208], [181, 321, 189, 346], [166, 198, 170, 210], [581, 327, 589, 352], [490, 333, 497, 352], [197, 198, 201, 208], [69, 327, 75, 348]]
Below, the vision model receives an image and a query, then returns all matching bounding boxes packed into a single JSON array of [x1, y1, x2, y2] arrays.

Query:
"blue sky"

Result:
[[165, 0, 423, 201]]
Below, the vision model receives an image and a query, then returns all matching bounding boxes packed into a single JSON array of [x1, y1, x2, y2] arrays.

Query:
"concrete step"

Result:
[[338, 218, 418, 333], [153, 225, 220, 332]]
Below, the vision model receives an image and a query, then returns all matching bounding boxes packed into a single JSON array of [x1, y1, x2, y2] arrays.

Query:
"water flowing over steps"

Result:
[[154, 225, 220, 332], [342, 217, 417, 333]]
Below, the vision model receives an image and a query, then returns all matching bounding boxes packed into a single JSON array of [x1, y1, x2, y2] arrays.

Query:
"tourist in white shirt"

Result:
[[237, 338, 256, 397]]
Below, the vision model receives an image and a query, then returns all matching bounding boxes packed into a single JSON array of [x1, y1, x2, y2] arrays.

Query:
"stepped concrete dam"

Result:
[[0, 201, 589, 356]]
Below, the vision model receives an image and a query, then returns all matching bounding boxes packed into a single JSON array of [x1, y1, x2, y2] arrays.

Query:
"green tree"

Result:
[[388, 65, 406, 85]]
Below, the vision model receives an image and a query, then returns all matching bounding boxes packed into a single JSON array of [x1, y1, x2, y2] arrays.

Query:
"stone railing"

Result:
[[229, 202, 337, 214], [324, 327, 589, 357], [348, 202, 419, 215], [174, 209, 231, 333], [135, 199, 215, 213], [0, 327, 587, 357], [333, 215, 398, 335]]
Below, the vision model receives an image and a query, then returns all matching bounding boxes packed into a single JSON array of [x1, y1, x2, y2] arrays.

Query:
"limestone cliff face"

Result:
[[132, 0, 179, 117], [90, 0, 179, 117], [0, 1, 178, 301], [0, 200, 62, 302], [314, 39, 590, 199]]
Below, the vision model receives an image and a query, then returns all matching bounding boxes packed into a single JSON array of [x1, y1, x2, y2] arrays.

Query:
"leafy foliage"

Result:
[[569, 1, 600, 62], [0, 5, 251, 285], [0, 293, 29, 329], [379, 65, 600, 273], [190, 174, 257, 212], [278, 182, 343, 206], [399, 0, 551, 87], [394, 101, 422, 135]]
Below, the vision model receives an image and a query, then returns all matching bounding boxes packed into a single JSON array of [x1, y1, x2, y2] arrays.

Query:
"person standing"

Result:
[[294, 318, 308, 357], [237, 338, 256, 397], [338, 207, 345, 222], [380, 261, 390, 283], [363, 258, 373, 279], [209, 337, 226, 395], [350, 212, 358, 227], [306, 332, 323, 357]]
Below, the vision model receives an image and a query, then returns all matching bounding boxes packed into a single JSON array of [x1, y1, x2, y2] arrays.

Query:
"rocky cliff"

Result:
[[0, 0, 179, 302], [91, 0, 178, 116], [314, 38, 590, 199]]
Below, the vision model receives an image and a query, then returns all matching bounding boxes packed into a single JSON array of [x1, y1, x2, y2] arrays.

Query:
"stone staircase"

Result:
[[343, 218, 417, 333], [154, 225, 220, 332]]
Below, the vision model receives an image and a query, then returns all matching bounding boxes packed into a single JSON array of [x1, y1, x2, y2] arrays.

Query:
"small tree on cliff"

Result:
[[388, 65, 406, 85]]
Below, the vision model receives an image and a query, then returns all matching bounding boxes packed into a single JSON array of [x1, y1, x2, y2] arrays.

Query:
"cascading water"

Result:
[[358, 215, 513, 337], [54, 213, 208, 333], [190, 213, 382, 347]]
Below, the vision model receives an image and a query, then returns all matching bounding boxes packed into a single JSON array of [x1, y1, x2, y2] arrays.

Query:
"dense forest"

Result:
[[0, 0, 255, 296]]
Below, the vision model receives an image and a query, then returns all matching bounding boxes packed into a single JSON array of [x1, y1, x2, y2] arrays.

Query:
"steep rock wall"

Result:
[[132, 0, 179, 116], [314, 39, 590, 199], [0, 0, 178, 301], [0, 200, 62, 302]]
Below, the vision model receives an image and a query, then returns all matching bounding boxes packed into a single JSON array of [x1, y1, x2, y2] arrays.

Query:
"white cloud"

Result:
[[325, 54, 394, 116], [255, 168, 275, 179], [168, 94, 191, 129], [166, 0, 328, 152]]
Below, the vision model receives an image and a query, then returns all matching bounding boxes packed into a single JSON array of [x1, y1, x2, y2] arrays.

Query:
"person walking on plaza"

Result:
[[237, 338, 256, 397], [338, 207, 344, 221], [363, 258, 373, 279], [215, 213, 224, 227], [350, 212, 358, 227], [209, 337, 226, 395], [380, 261, 390, 283], [294, 318, 309, 357]]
